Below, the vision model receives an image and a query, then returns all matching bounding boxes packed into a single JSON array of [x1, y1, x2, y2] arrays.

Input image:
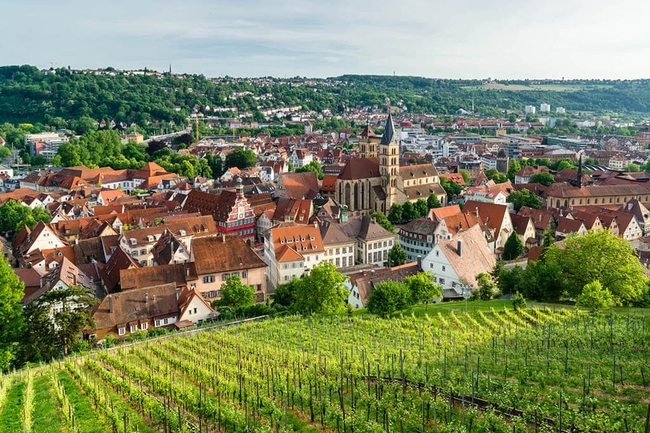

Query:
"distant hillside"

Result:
[[1, 65, 650, 133]]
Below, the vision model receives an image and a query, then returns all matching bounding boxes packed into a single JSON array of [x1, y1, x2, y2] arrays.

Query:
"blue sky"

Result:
[[3, 0, 650, 79]]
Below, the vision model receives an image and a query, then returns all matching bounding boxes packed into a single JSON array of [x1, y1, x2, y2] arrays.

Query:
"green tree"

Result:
[[295, 262, 347, 314], [507, 188, 542, 211], [0, 200, 51, 236], [0, 255, 24, 370], [402, 201, 417, 221], [476, 272, 496, 301], [367, 281, 412, 317], [626, 163, 641, 172], [519, 260, 565, 301], [576, 280, 614, 312], [386, 243, 407, 267], [387, 204, 403, 224], [555, 159, 576, 171], [440, 177, 463, 200], [270, 279, 300, 309], [296, 160, 324, 180], [497, 265, 524, 295], [404, 272, 441, 308], [427, 193, 442, 209], [225, 148, 257, 169], [23, 285, 98, 360], [485, 168, 507, 183], [506, 159, 521, 183], [369, 212, 395, 233], [502, 232, 524, 260], [544, 230, 647, 304], [459, 169, 471, 185], [215, 275, 256, 309], [414, 199, 428, 218], [528, 172, 555, 186]]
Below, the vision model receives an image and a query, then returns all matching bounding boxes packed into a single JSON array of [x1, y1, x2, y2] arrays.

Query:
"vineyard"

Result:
[[0, 306, 649, 432]]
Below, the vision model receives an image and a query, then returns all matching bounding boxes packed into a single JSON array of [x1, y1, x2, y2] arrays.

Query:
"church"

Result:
[[335, 112, 447, 215]]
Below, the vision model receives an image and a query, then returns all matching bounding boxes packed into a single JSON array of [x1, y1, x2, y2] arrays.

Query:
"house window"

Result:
[[204, 275, 215, 283], [140, 249, 146, 255], [222, 274, 229, 281], [242, 270, 248, 278], [438, 278, 445, 284], [193, 308, 197, 314], [141, 322, 148, 330], [130, 325, 137, 333], [163, 318, 169, 325], [442, 266, 446, 272], [118, 327, 126, 336], [155, 320, 161, 327]]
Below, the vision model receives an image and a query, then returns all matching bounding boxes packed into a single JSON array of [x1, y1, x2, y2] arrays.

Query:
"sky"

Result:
[[3, 0, 650, 79]]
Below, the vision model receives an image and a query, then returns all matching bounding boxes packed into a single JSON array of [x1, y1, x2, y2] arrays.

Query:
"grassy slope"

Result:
[[56, 370, 110, 433], [31, 374, 64, 433], [0, 379, 25, 432]]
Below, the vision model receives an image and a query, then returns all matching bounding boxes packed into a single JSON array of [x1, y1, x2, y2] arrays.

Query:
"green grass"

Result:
[[0, 378, 25, 432], [57, 370, 110, 433], [31, 374, 64, 433]]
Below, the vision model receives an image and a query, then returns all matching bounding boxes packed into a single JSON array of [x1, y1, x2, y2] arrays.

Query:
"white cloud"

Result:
[[1, 0, 650, 78]]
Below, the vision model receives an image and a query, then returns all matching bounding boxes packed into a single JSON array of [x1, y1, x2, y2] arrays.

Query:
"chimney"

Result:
[[108, 295, 113, 313], [145, 293, 149, 304], [186, 266, 190, 277], [457, 239, 463, 257], [417, 255, 422, 270]]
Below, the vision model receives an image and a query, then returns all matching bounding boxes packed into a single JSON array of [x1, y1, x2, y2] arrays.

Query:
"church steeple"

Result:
[[379, 109, 400, 209], [576, 153, 583, 188]]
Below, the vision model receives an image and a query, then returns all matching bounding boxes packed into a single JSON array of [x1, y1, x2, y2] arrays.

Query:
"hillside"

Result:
[[2, 66, 650, 134], [0, 305, 647, 432]]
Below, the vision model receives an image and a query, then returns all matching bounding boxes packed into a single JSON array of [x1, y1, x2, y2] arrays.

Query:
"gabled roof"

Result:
[[434, 224, 496, 289], [430, 205, 462, 221], [462, 200, 510, 232], [400, 218, 439, 236], [510, 214, 533, 237], [318, 220, 353, 246], [25, 256, 96, 303], [191, 235, 266, 275], [92, 283, 180, 332], [338, 158, 380, 180], [340, 215, 394, 241], [178, 286, 215, 317], [349, 262, 420, 306], [399, 164, 439, 179], [120, 263, 196, 290], [272, 198, 312, 224], [517, 206, 555, 231], [279, 172, 320, 200], [101, 246, 141, 291]]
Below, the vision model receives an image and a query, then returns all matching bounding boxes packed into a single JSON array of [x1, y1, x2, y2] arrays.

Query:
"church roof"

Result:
[[380, 112, 396, 145], [338, 158, 380, 180]]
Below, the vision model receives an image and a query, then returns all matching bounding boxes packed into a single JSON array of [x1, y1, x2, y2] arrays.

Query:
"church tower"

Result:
[[359, 124, 379, 159], [379, 112, 400, 209]]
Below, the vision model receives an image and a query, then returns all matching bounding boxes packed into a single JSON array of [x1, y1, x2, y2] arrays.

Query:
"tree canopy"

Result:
[[367, 280, 412, 317], [507, 188, 542, 211], [215, 275, 256, 310], [294, 262, 348, 314], [502, 232, 524, 260], [225, 148, 257, 169], [0, 199, 51, 236], [386, 243, 407, 267], [544, 230, 647, 304], [0, 255, 24, 370], [528, 172, 555, 186]]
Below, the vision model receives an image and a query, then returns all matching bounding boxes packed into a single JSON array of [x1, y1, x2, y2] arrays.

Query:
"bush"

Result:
[[511, 291, 527, 311]]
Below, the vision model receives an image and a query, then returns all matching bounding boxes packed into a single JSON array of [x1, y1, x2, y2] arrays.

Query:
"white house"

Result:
[[421, 224, 496, 299]]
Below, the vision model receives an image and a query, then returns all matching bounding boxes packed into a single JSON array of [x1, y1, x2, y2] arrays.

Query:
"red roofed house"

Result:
[[264, 224, 325, 288]]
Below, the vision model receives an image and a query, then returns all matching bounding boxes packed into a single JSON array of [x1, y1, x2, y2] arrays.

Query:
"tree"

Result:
[[404, 272, 442, 308], [367, 281, 412, 317], [555, 159, 576, 171], [386, 243, 407, 267], [544, 230, 647, 304], [0, 255, 24, 370], [498, 265, 524, 295], [215, 275, 256, 310], [387, 204, 403, 224], [459, 169, 471, 185], [369, 212, 395, 233], [507, 188, 542, 211], [626, 163, 641, 172], [511, 291, 527, 311], [576, 281, 614, 312], [23, 285, 98, 360], [402, 201, 417, 221], [295, 262, 347, 314], [271, 279, 300, 309], [502, 232, 524, 260], [414, 199, 428, 218], [485, 168, 507, 183], [296, 161, 324, 180], [440, 177, 463, 201], [0, 200, 51, 236], [225, 148, 257, 169], [528, 172, 555, 186], [506, 159, 521, 183], [476, 272, 496, 301], [427, 193, 442, 209]]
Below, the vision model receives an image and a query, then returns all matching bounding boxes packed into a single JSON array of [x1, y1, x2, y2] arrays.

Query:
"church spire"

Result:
[[380, 111, 396, 145], [576, 153, 583, 188]]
